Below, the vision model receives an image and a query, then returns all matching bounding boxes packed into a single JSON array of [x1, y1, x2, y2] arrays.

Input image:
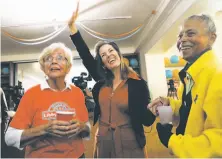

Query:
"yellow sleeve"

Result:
[[168, 83, 183, 116], [168, 68, 222, 158]]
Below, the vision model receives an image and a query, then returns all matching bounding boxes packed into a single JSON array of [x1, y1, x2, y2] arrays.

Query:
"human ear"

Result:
[[209, 33, 217, 46], [40, 64, 45, 72], [40, 64, 48, 76]]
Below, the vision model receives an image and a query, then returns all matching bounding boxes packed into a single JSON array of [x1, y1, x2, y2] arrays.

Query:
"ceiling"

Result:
[[1, 0, 199, 61], [149, 0, 222, 54]]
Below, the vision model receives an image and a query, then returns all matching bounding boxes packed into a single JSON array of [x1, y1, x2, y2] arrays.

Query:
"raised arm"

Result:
[[68, 7, 104, 81]]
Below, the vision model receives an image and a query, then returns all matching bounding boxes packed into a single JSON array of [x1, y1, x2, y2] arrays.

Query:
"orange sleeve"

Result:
[[74, 87, 89, 123], [10, 88, 35, 129]]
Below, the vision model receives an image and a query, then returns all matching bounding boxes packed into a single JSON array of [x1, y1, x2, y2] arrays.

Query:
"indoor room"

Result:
[[1, 0, 222, 158]]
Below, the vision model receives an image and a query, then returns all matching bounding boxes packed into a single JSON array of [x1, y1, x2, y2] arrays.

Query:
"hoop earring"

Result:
[[45, 75, 49, 80]]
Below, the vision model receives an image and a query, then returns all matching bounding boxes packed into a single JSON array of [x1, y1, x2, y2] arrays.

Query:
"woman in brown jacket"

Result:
[[68, 10, 156, 158]]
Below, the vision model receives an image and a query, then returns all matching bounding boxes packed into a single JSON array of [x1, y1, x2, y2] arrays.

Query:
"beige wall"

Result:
[[214, 12, 222, 60], [145, 53, 168, 100]]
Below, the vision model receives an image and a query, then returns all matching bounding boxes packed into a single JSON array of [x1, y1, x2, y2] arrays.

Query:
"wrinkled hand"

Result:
[[147, 96, 169, 116], [66, 119, 85, 138], [45, 120, 71, 137], [68, 0, 79, 34], [156, 123, 173, 148]]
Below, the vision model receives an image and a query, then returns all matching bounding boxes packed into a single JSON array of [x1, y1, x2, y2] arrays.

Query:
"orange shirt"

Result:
[[10, 84, 88, 158]]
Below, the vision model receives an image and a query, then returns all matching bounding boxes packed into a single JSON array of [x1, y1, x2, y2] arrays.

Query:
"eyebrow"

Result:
[[185, 29, 195, 32], [179, 29, 196, 36], [49, 53, 64, 57], [100, 47, 113, 55], [108, 48, 113, 52], [100, 52, 106, 55]]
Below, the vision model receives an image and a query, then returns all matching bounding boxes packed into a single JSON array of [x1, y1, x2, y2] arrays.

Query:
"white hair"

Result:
[[38, 42, 73, 67], [186, 14, 216, 34]]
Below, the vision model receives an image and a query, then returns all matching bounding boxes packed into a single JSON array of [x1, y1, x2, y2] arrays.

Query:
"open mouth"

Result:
[[50, 68, 60, 71], [180, 45, 192, 51], [108, 58, 116, 64]]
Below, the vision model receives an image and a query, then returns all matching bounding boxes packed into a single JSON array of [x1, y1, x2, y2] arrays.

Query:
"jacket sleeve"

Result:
[[168, 82, 183, 116], [168, 68, 222, 158], [140, 80, 156, 126], [1, 89, 9, 133], [70, 31, 103, 82]]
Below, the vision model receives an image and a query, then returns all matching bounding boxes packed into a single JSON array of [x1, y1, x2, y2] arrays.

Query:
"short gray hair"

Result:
[[186, 14, 216, 34], [39, 43, 73, 67]]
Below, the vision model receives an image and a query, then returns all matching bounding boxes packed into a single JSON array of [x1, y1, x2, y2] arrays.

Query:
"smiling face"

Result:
[[99, 44, 121, 71], [177, 19, 215, 62], [41, 48, 71, 79]]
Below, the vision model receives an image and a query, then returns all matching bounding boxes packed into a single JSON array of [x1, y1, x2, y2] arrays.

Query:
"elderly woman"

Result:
[[68, 11, 156, 158], [5, 43, 90, 158]]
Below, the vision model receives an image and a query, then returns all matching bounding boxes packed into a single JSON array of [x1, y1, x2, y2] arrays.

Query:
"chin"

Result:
[[181, 55, 189, 62], [182, 52, 192, 61], [110, 65, 120, 70], [48, 75, 64, 79]]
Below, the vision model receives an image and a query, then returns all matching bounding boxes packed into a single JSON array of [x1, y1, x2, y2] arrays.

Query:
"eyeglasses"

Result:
[[44, 55, 67, 64]]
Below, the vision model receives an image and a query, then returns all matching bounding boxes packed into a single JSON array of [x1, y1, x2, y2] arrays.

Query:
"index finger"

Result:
[[148, 98, 161, 108], [69, 119, 79, 124], [75, 0, 80, 19]]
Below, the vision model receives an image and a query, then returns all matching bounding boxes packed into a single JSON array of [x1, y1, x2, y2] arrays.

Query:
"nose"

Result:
[[176, 40, 180, 50], [105, 53, 111, 60], [51, 57, 58, 63], [107, 51, 112, 56], [177, 33, 188, 49], [180, 33, 189, 42]]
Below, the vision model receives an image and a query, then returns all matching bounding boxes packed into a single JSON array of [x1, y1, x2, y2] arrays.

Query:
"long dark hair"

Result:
[[94, 41, 137, 86]]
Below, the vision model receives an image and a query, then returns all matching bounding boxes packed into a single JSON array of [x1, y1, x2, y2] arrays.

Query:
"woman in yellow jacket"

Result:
[[149, 14, 222, 158]]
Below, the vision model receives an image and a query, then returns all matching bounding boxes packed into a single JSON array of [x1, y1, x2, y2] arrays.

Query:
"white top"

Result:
[[40, 80, 72, 91]]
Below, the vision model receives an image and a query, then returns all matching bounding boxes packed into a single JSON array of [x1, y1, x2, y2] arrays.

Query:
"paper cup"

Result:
[[56, 109, 75, 121], [157, 106, 173, 124]]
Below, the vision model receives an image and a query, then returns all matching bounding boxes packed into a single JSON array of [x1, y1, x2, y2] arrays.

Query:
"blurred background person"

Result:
[[1, 87, 10, 158], [1, 87, 9, 134]]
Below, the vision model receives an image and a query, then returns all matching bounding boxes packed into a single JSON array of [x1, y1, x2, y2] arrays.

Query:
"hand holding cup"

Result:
[[157, 106, 173, 125], [147, 96, 170, 116], [56, 109, 75, 121]]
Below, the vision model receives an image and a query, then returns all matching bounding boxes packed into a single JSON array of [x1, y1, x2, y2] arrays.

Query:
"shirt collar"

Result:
[[179, 49, 216, 82], [40, 80, 72, 92], [187, 48, 211, 65], [187, 49, 215, 80]]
